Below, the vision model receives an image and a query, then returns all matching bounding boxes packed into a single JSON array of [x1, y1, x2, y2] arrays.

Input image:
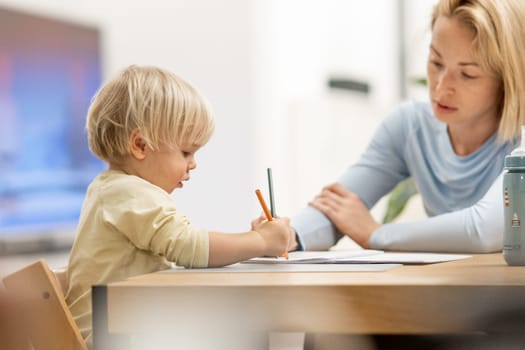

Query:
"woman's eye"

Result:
[[461, 72, 477, 79], [430, 60, 443, 68]]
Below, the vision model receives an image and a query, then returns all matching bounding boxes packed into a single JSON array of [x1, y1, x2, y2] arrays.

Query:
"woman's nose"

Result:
[[436, 70, 455, 95]]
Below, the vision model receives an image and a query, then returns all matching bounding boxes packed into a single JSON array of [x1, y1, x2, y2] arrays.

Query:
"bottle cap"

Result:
[[505, 154, 525, 168]]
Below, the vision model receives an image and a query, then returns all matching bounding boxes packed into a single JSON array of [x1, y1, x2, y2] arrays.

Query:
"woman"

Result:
[[290, 0, 525, 253]]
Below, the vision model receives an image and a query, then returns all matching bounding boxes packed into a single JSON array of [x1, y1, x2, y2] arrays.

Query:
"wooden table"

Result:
[[92, 253, 525, 349]]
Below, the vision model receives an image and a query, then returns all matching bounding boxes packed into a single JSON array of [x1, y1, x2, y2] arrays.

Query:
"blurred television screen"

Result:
[[0, 7, 104, 253]]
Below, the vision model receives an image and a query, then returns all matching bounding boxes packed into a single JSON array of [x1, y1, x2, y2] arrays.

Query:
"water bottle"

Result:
[[503, 125, 525, 265]]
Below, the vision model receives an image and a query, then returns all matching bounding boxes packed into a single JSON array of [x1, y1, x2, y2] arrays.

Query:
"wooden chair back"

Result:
[[0, 283, 28, 349], [2, 260, 87, 350], [53, 266, 68, 296]]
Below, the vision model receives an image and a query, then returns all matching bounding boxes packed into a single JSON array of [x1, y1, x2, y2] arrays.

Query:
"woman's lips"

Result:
[[435, 101, 458, 114]]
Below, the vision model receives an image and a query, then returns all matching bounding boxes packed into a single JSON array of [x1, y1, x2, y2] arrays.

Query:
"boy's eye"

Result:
[[182, 151, 192, 157]]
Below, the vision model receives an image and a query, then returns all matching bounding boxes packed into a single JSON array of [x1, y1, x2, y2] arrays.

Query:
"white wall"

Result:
[[252, 0, 404, 218], [0, 0, 258, 233], [0, 0, 437, 242], [404, 0, 437, 100]]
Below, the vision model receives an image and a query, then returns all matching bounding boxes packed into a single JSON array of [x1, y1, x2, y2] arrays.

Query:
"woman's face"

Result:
[[427, 16, 502, 129]]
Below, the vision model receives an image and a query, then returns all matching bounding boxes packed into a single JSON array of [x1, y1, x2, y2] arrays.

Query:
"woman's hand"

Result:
[[308, 183, 380, 248]]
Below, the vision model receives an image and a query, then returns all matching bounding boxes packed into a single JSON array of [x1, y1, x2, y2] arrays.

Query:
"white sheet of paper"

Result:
[[163, 262, 401, 273], [244, 249, 384, 264], [243, 251, 471, 265], [337, 252, 471, 264]]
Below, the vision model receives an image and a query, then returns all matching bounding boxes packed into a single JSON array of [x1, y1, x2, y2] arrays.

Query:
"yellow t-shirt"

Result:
[[66, 170, 209, 345]]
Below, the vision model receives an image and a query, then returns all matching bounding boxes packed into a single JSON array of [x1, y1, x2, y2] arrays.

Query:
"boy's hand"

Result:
[[250, 214, 266, 230], [252, 217, 289, 257]]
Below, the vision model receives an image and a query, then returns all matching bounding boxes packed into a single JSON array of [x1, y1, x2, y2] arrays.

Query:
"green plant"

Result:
[[382, 178, 418, 223]]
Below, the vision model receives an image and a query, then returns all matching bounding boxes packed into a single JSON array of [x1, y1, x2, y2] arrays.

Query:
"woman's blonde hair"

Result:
[[86, 65, 215, 164], [432, 0, 525, 141]]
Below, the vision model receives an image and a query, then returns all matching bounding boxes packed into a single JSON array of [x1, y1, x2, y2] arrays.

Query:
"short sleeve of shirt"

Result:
[[99, 173, 208, 268]]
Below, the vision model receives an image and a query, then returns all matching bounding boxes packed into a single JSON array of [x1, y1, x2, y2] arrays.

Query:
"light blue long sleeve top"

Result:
[[292, 101, 518, 253]]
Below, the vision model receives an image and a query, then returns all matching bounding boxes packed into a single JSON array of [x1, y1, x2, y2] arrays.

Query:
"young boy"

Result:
[[65, 65, 290, 346]]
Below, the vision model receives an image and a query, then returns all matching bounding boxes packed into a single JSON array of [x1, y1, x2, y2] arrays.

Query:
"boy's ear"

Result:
[[129, 129, 147, 160]]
